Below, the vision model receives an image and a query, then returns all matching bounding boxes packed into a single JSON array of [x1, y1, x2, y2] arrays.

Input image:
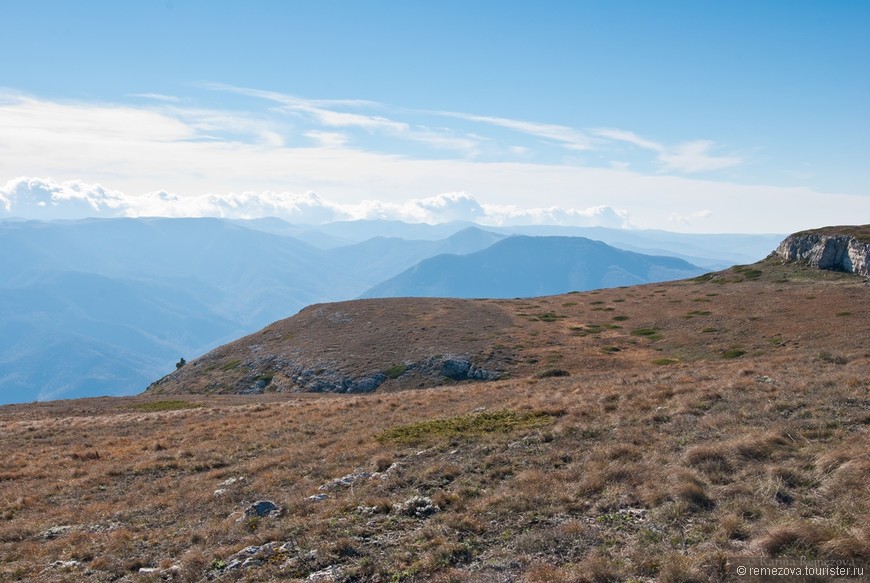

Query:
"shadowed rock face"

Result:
[[776, 227, 870, 277]]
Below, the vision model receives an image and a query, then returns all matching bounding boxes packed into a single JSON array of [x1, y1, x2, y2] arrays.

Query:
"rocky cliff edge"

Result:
[[775, 225, 870, 277]]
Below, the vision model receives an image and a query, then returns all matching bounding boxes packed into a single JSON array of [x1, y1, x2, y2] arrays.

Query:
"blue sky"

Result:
[[1, 0, 868, 232]]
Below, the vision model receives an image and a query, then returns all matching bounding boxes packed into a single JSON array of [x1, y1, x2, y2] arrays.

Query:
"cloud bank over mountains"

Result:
[[0, 177, 630, 228], [2, 90, 867, 233]]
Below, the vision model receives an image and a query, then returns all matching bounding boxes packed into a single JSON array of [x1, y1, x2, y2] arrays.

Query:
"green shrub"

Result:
[[536, 368, 570, 378], [631, 327, 661, 339], [686, 310, 711, 317], [384, 364, 408, 379]]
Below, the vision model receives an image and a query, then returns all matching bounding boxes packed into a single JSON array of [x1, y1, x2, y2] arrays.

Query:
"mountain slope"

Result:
[[325, 227, 505, 284], [149, 244, 868, 399], [0, 217, 786, 404], [0, 271, 241, 402], [361, 235, 706, 299], [0, 220, 506, 403], [0, 218, 356, 403], [2, 228, 868, 582]]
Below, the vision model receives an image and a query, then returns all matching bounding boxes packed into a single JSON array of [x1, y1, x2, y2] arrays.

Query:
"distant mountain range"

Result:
[[361, 236, 706, 299], [0, 217, 781, 403]]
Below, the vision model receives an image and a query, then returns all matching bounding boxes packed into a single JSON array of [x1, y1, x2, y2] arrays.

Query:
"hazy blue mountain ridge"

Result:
[[325, 227, 505, 284], [239, 219, 781, 269], [0, 217, 773, 404], [361, 236, 706, 299]]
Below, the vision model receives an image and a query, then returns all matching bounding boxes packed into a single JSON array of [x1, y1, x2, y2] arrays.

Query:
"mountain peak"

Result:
[[361, 235, 704, 299]]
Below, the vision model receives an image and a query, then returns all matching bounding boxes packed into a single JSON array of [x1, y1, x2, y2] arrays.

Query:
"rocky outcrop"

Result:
[[147, 347, 503, 396], [775, 228, 870, 277], [145, 297, 516, 396]]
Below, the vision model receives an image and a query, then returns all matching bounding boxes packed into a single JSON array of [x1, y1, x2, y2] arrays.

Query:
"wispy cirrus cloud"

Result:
[[593, 128, 664, 152], [128, 92, 181, 102], [592, 127, 743, 173], [204, 83, 743, 168], [435, 111, 594, 151], [204, 83, 483, 155], [658, 140, 743, 173]]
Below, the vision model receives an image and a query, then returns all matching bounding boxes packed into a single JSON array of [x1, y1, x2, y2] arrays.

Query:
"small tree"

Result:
[[176, 357, 187, 369]]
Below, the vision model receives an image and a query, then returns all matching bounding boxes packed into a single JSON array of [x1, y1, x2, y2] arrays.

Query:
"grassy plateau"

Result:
[[0, 257, 867, 582]]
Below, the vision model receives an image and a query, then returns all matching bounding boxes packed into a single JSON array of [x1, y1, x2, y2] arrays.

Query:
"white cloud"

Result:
[[202, 85, 481, 155], [0, 93, 194, 143], [439, 111, 592, 151], [3, 173, 869, 235], [479, 203, 630, 228], [284, 104, 480, 154], [658, 140, 742, 173], [0, 177, 127, 219], [592, 128, 664, 152], [592, 128, 743, 173], [0, 178, 631, 228], [399, 191, 486, 222], [128, 93, 180, 102], [668, 209, 713, 225], [305, 130, 348, 147], [0, 177, 349, 223], [1, 91, 866, 234]]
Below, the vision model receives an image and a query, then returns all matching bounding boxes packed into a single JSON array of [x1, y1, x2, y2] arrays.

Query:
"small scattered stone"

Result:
[[396, 495, 440, 518], [237, 545, 261, 556], [308, 493, 328, 502], [85, 522, 121, 533], [243, 500, 280, 518], [308, 565, 342, 582], [318, 471, 370, 491], [51, 560, 82, 569], [42, 525, 72, 540], [370, 462, 399, 480]]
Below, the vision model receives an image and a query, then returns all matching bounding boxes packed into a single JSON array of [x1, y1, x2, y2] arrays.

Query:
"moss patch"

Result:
[[383, 364, 408, 379], [130, 400, 201, 412], [378, 409, 555, 444]]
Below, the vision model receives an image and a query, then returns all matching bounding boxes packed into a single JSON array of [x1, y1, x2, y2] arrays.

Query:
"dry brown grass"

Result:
[[0, 259, 868, 581]]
